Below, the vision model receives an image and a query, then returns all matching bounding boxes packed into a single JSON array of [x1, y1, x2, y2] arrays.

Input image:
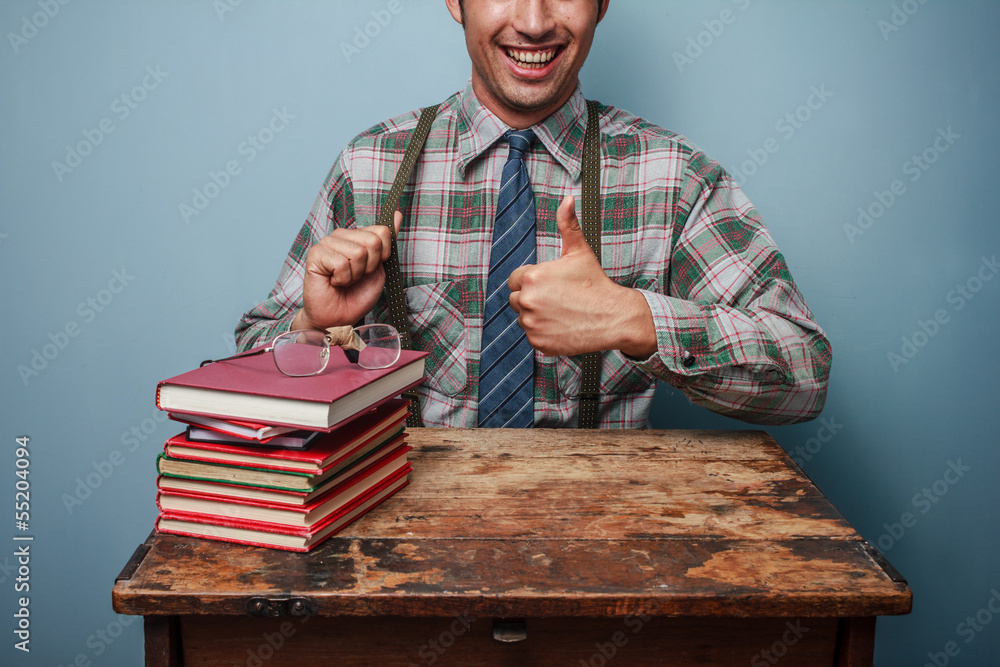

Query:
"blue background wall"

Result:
[[1, 1, 997, 665]]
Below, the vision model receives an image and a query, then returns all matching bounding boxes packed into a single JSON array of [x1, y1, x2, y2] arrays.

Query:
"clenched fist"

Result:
[[292, 212, 402, 331]]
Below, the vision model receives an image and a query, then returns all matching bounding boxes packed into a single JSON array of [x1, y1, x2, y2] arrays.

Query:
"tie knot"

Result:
[[505, 129, 536, 160]]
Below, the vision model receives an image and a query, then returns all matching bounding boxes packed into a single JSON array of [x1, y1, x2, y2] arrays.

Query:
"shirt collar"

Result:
[[456, 78, 588, 180]]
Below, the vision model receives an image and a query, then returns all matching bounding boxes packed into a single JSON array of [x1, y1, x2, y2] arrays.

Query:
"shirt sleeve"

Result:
[[633, 153, 833, 425], [234, 153, 356, 352]]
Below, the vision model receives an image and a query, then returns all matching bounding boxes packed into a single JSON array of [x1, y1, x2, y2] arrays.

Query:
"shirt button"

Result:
[[682, 354, 696, 368]]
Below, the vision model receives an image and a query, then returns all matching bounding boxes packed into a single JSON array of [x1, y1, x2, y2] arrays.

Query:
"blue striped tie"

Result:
[[478, 129, 537, 428]]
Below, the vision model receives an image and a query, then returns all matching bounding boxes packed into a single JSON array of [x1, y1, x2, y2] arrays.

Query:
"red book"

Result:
[[157, 440, 411, 507], [162, 400, 409, 474], [157, 431, 408, 492], [155, 471, 410, 552], [157, 447, 411, 528], [156, 345, 426, 430]]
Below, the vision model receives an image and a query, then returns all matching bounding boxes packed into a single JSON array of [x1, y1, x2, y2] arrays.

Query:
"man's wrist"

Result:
[[292, 308, 361, 332], [291, 309, 316, 332], [614, 287, 658, 359]]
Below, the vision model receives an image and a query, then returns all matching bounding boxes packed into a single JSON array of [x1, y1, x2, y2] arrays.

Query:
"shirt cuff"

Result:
[[276, 312, 298, 335], [632, 289, 714, 384]]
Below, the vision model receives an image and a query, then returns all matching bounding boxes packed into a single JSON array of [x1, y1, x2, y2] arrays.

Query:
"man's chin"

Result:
[[496, 80, 572, 116], [473, 65, 576, 124]]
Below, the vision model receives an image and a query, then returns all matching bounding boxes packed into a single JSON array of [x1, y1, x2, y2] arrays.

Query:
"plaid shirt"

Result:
[[237, 81, 831, 428]]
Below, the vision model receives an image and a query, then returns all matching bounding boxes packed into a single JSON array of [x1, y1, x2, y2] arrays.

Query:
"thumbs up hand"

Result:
[[508, 195, 656, 358], [552, 192, 595, 259]]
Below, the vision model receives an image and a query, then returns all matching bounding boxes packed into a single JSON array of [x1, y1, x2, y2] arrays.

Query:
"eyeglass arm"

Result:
[[199, 346, 272, 368]]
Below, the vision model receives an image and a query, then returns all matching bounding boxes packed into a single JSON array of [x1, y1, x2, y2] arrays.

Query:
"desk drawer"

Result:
[[173, 615, 850, 666]]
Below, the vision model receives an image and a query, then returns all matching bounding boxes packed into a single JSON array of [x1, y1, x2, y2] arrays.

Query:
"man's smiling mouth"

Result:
[[505, 47, 560, 69]]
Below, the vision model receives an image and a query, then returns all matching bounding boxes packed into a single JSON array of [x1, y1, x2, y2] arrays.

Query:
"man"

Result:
[[236, 0, 832, 428]]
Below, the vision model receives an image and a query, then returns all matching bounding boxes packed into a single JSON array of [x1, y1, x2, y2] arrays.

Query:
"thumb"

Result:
[[556, 195, 591, 257]]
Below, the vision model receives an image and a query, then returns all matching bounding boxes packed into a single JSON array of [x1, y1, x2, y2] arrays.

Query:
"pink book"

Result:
[[157, 452, 412, 528], [156, 472, 410, 552], [162, 400, 410, 474], [156, 440, 412, 507], [156, 345, 426, 430]]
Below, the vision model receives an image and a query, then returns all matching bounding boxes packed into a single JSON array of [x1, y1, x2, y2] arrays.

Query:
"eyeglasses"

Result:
[[201, 324, 401, 376]]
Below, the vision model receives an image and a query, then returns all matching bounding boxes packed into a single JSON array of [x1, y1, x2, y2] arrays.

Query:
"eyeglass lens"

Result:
[[272, 330, 330, 376], [355, 325, 401, 369], [271, 326, 401, 375]]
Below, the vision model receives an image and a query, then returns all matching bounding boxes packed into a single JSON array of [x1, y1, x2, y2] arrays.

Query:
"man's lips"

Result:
[[503, 46, 564, 74]]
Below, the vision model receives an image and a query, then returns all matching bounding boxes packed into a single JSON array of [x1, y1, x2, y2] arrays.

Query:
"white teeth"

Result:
[[506, 48, 556, 68]]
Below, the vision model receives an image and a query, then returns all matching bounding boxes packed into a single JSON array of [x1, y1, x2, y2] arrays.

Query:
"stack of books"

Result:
[[152, 344, 426, 552]]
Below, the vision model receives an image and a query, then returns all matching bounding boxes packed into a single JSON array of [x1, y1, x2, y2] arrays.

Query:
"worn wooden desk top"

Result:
[[113, 429, 911, 619]]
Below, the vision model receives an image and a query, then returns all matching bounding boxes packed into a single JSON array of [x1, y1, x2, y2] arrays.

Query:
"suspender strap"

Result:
[[577, 99, 603, 430], [380, 101, 604, 429], [378, 104, 439, 428]]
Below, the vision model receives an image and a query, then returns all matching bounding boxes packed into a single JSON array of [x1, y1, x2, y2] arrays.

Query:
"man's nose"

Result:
[[510, 0, 558, 40]]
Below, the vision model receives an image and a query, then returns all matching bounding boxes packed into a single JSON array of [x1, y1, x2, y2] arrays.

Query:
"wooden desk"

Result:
[[113, 429, 911, 666]]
